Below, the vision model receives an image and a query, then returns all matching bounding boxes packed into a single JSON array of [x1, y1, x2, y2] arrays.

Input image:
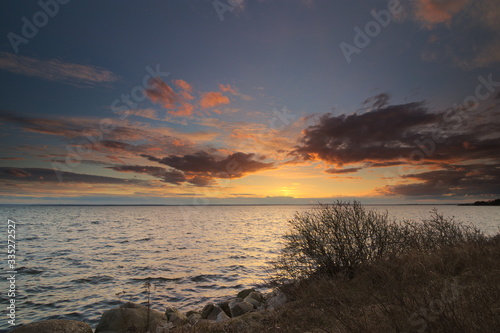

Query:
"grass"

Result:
[[169, 202, 500, 333]]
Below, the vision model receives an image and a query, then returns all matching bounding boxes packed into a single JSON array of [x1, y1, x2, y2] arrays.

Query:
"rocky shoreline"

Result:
[[9, 288, 289, 333]]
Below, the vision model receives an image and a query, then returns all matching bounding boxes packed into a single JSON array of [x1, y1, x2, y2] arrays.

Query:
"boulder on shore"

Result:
[[203, 303, 227, 321], [229, 298, 254, 317], [165, 307, 189, 327], [237, 288, 256, 300], [9, 319, 92, 333], [244, 291, 264, 309], [95, 302, 167, 333], [266, 289, 288, 310]]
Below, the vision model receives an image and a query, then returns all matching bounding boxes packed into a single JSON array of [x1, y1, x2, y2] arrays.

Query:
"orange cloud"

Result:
[[174, 79, 193, 92], [199, 91, 230, 109], [146, 78, 195, 117], [219, 83, 253, 101], [414, 0, 470, 25], [171, 102, 194, 117], [146, 78, 180, 108], [219, 83, 238, 95], [146, 79, 242, 117], [174, 79, 194, 100]]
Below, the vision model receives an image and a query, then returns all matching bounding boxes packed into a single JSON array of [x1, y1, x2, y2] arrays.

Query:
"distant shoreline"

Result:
[[458, 199, 500, 206]]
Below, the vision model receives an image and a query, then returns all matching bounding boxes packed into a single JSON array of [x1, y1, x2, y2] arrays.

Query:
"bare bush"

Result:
[[272, 201, 486, 282]]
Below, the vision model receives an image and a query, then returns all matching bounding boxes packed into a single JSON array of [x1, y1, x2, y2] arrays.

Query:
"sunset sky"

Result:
[[0, 0, 499, 204]]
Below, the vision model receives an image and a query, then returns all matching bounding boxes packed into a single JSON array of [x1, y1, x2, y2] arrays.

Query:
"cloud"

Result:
[[109, 151, 274, 188], [473, 39, 500, 68], [0, 167, 144, 185], [219, 83, 253, 101], [141, 151, 274, 182], [0, 52, 119, 86], [219, 84, 238, 95], [414, 0, 470, 26], [199, 91, 230, 109], [0, 111, 211, 165], [294, 95, 500, 168], [174, 79, 193, 94], [108, 165, 187, 185], [413, 0, 500, 67], [325, 167, 362, 174], [118, 108, 159, 121], [0, 112, 99, 138], [146, 78, 181, 109], [145, 79, 243, 116], [380, 163, 500, 197], [0, 157, 24, 161], [293, 98, 440, 166]]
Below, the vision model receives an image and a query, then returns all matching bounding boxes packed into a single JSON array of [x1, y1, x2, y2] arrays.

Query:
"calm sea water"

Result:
[[0, 204, 499, 331]]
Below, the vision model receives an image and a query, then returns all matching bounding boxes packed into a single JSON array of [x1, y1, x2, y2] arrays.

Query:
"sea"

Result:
[[0, 204, 499, 331]]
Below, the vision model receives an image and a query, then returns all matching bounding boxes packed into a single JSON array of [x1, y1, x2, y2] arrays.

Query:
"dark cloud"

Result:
[[2, 168, 31, 178], [108, 165, 186, 185], [293, 101, 440, 166], [99, 140, 136, 150], [325, 167, 362, 174], [0, 52, 119, 86], [362, 93, 391, 110], [0, 157, 24, 161], [0, 112, 89, 138], [0, 112, 191, 159], [294, 99, 500, 167], [188, 176, 214, 187], [0, 167, 144, 185], [381, 164, 500, 197], [367, 161, 406, 167], [142, 151, 273, 179]]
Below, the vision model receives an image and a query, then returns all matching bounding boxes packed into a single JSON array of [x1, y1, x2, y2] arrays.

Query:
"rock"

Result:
[[165, 307, 189, 327], [244, 291, 264, 309], [218, 300, 232, 317], [187, 312, 202, 325], [95, 302, 167, 333], [229, 298, 254, 317], [228, 298, 242, 311], [200, 303, 215, 319], [237, 288, 256, 300], [200, 302, 228, 321], [186, 310, 198, 318], [207, 305, 225, 321], [216, 310, 230, 322], [10, 319, 92, 333], [266, 290, 288, 310]]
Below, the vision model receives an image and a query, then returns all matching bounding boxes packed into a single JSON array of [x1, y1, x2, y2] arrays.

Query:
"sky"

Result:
[[0, 0, 499, 205]]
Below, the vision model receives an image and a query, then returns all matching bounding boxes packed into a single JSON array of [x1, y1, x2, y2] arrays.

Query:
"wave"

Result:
[[131, 277, 182, 282], [17, 266, 44, 275], [71, 275, 114, 284]]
